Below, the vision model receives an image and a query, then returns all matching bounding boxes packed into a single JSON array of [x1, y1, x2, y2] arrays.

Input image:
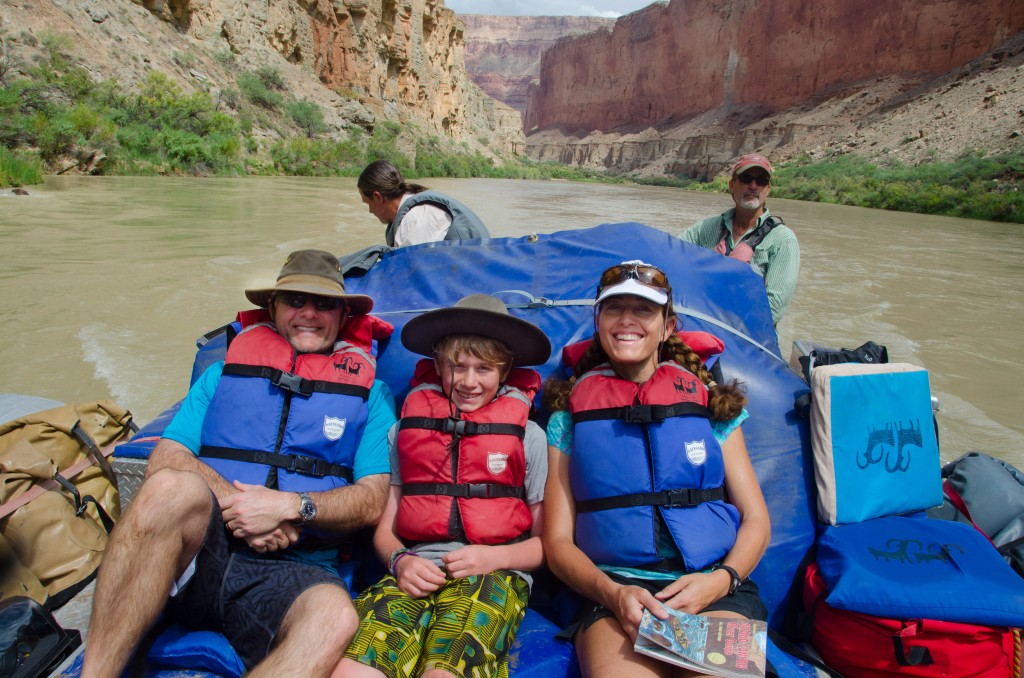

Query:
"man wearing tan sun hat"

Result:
[[681, 153, 800, 326], [84, 250, 396, 678]]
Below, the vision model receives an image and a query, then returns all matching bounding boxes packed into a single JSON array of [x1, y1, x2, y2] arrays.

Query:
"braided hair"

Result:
[[542, 314, 745, 421]]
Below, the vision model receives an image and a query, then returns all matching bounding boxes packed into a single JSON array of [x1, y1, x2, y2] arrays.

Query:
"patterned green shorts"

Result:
[[344, 570, 529, 678]]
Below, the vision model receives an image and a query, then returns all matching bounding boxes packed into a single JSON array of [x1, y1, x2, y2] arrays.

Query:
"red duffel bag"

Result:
[[803, 561, 1022, 677]]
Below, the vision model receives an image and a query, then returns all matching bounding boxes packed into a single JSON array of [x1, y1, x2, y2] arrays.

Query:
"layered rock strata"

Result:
[[525, 0, 1024, 175], [460, 14, 614, 117]]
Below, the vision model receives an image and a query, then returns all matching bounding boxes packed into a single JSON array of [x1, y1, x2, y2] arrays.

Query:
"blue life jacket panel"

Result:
[[199, 324, 373, 493], [569, 361, 739, 570]]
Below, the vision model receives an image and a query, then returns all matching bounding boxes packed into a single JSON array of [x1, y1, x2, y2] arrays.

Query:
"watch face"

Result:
[[299, 494, 316, 523]]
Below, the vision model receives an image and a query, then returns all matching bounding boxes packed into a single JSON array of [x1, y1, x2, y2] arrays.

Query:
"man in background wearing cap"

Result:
[[680, 153, 800, 326], [83, 250, 397, 678]]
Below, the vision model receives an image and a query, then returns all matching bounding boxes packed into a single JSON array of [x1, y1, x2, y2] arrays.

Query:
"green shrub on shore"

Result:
[[641, 153, 1024, 224], [0, 146, 42, 186], [3, 33, 1019, 223]]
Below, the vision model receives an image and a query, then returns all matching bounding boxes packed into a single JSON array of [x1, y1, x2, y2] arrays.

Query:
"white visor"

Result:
[[595, 278, 669, 306]]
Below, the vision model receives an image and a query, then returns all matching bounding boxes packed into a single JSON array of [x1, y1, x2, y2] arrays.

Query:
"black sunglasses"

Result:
[[275, 292, 345, 312], [736, 172, 770, 187], [598, 262, 670, 291]]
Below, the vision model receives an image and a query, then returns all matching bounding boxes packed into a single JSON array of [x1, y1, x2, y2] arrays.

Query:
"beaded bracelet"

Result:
[[388, 547, 411, 576]]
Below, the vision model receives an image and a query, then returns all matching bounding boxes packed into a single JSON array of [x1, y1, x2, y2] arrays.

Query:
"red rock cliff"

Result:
[[460, 15, 614, 117], [526, 0, 1024, 134]]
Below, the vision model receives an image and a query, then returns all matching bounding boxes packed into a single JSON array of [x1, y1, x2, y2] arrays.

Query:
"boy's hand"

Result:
[[395, 555, 446, 598], [441, 544, 496, 579]]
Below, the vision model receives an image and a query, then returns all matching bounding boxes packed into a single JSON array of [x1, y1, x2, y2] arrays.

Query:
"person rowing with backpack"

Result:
[[357, 160, 489, 248], [680, 153, 800, 326], [542, 260, 771, 677]]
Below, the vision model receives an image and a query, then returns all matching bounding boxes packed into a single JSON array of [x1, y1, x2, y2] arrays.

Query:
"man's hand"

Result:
[[244, 523, 302, 553], [220, 480, 298, 539]]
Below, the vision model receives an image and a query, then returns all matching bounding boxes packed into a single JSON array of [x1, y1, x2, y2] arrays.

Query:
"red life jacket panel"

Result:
[[395, 359, 538, 545]]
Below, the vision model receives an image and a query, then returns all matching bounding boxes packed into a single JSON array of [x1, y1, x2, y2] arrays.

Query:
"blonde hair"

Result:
[[433, 334, 514, 379]]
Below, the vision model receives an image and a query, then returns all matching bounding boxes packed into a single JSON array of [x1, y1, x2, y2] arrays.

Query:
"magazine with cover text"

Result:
[[635, 607, 767, 678]]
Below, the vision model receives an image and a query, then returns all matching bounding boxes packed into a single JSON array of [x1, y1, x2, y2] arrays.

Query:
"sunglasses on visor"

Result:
[[736, 172, 770, 187], [598, 262, 670, 291], [275, 292, 345, 312]]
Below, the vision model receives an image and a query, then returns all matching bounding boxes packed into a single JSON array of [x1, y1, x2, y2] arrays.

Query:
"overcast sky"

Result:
[[444, 0, 661, 18]]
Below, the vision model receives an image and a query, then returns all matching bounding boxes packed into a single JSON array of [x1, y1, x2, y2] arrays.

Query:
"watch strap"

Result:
[[713, 563, 742, 596]]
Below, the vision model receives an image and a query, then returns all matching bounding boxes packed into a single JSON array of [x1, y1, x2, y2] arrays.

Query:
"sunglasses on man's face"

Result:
[[736, 172, 770, 187], [276, 292, 345, 312], [598, 262, 670, 291]]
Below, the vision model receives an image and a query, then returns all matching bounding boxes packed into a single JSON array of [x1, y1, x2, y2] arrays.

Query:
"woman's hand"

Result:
[[655, 571, 730, 614], [609, 583, 668, 641], [394, 554, 446, 599]]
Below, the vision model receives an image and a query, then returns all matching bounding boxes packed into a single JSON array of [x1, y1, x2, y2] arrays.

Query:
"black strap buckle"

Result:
[[622, 405, 653, 423], [288, 455, 325, 477], [272, 370, 312, 396]]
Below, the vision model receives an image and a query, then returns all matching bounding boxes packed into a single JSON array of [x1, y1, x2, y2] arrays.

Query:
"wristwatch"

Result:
[[713, 564, 742, 596], [297, 491, 317, 525]]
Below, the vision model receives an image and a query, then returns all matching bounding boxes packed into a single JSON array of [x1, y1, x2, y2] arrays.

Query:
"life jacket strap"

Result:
[[716, 215, 783, 256], [576, 486, 725, 513], [399, 416, 526, 439], [403, 482, 526, 499], [572, 402, 711, 425], [222, 364, 370, 400], [199, 446, 354, 482]]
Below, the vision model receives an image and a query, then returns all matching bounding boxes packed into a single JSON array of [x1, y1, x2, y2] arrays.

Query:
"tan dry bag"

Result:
[[0, 400, 135, 608]]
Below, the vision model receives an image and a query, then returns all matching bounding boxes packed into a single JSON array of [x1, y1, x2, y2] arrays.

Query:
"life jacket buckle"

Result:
[[273, 370, 312, 396], [286, 454, 326, 477], [622, 405, 653, 423]]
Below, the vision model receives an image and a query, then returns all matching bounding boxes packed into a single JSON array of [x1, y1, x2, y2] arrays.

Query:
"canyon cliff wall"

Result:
[[134, 0, 521, 147], [527, 0, 1024, 133], [525, 0, 1024, 175], [1, 0, 521, 153], [460, 15, 613, 117]]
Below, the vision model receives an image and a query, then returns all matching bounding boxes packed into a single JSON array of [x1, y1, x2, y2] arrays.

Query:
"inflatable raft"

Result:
[[57, 223, 823, 677]]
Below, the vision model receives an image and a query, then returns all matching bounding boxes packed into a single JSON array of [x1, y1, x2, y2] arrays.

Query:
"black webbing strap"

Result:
[[200, 446, 354, 482], [576, 486, 725, 514], [572, 402, 712, 425], [720, 215, 783, 255], [403, 482, 526, 500], [399, 416, 526, 439], [52, 472, 116, 533], [71, 420, 117, 481], [222, 364, 370, 400]]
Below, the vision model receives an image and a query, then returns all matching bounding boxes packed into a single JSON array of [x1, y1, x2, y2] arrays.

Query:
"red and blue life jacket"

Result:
[[396, 359, 537, 545], [568, 358, 739, 570], [199, 316, 377, 494]]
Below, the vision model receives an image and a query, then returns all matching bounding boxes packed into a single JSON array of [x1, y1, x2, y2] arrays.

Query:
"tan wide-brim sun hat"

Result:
[[244, 249, 373, 315], [401, 294, 551, 367]]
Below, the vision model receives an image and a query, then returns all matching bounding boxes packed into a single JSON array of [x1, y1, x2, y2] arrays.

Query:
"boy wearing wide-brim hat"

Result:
[[337, 295, 551, 678]]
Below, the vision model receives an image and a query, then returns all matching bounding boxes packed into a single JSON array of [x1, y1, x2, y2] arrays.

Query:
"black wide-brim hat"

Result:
[[401, 294, 551, 367]]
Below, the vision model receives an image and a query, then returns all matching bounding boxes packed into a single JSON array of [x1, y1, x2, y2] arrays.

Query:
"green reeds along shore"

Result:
[[2, 34, 1020, 223]]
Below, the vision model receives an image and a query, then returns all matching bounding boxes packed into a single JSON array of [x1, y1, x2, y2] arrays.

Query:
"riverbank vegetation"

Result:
[[646, 153, 1023, 224], [2, 34, 1019, 224]]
